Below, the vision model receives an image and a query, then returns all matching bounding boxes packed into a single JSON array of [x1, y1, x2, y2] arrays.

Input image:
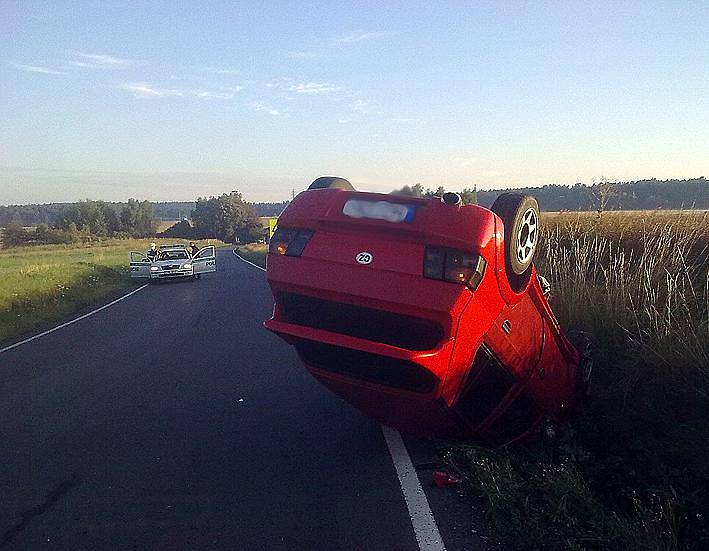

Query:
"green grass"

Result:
[[235, 243, 268, 268], [0, 238, 224, 344]]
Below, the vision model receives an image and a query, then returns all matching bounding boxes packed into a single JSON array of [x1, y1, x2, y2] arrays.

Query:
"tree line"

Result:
[[391, 183, 478, 204], [0, 199, 289, 227], [2, 199, 158, 247], [391, 178, 708, 211]]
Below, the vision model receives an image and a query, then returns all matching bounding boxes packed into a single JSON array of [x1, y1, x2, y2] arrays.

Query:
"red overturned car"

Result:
[[265, 177, 591, 445]]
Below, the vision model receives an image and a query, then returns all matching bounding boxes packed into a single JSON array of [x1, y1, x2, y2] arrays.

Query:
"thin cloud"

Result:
[[120, 82, 183, 98], [286, 51, 320, 59], [12, 63, 66, 75], [190, 89, 236, 99], [289, 82, 342, 95], [203, 67, 242, 75], [334, 31, 385, 44], [119, 82, 240, 99], [68, 51, 135, 68], [249, 102, 281, 116]]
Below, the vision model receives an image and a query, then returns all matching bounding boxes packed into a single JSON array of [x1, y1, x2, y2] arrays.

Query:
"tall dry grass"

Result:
[[453, 210, 709, 550], [540, 211, 709, 395]]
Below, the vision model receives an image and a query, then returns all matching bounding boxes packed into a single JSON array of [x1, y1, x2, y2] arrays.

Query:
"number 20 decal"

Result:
[[355, 252, 373, 265]]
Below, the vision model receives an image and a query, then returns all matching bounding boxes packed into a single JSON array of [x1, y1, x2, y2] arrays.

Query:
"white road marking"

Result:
[[233, 249, 447, 551], [232, 249, 266, 271], [382, 426, 447, 550], [0, 283, 150, 355]]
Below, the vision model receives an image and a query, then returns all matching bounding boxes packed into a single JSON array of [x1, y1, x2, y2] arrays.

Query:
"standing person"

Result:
[[147, 242, 158, 260], [189, 241, 200, 256]]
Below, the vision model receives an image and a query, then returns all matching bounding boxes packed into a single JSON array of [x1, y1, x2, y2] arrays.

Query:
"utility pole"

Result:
[[291, 189, 295, 201]]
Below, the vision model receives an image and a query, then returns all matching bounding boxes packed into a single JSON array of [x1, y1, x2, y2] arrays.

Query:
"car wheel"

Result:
[[195, 273, 201, 280], [491, 193, 540, 291], [308, 176, 355, 191]]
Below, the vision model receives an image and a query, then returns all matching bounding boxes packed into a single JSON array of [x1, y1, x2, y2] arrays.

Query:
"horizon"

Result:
[[1, 174, 707, 208], [2, 1, 708, 204]]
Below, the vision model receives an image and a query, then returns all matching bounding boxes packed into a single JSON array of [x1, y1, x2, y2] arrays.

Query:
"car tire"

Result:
[[194, 273, 201, 280], [491, 193, 540, 291], [308, 176, 355, 191]]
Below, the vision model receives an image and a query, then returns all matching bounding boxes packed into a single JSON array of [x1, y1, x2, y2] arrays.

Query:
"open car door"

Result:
[[129, 251, 151, 278], [192, 246, 217, 275]]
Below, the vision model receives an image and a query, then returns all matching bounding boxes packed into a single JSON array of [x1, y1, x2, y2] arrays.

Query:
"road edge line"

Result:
[[0, 283, 150, 355], [232, 248, 447, 551], [232, 249, 267, 272], [382, 426, 447, 551]]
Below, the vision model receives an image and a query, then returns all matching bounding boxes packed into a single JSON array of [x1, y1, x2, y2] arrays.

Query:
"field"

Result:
[[0, 238, 223, 344]]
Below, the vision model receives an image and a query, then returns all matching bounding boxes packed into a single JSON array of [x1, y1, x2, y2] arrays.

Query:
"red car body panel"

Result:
[[265, 188, 580, 444]]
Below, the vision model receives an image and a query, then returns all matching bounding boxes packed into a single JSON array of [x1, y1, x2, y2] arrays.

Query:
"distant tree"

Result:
[[35, 224, 50, 243], [460, 187, 478, 205], [192, 191, 258, 242], [134, 200, 157, 236], [236, 217, 266, 243], [391, 183, 425, 197], [2, 221, 31, 247], [253, 201, 290, 217], [590, 179, 619, 215], [425, 186, 446, 199], [119, 199, 157, 237]]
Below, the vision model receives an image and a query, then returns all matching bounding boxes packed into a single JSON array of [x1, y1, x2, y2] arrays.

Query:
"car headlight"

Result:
[[182, 263, 192, 269], [150, 266, 160, 272]]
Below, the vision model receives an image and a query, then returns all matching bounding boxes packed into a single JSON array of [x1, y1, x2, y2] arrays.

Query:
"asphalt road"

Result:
[[0, 249, 494, 550]]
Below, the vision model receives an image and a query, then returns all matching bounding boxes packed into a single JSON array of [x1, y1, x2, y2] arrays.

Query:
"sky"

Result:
[[1, 0, 708, 205]]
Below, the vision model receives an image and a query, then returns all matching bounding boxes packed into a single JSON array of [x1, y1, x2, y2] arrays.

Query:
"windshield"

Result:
[[157, 251, 188, 261]]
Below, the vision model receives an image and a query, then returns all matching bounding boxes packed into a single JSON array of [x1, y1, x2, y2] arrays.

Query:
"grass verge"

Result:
[[235, 243, 268, 268]]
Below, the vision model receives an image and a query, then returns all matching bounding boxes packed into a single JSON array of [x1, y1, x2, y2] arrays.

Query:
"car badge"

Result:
[[355, 251, 373, 265]]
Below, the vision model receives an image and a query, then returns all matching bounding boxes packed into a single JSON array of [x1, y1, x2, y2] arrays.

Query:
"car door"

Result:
[[192, 246, 217, 274], [129, 251, 151, 278]]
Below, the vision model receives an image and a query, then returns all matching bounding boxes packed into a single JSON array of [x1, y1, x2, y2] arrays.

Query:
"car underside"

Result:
[[265, 177, 582, 445]]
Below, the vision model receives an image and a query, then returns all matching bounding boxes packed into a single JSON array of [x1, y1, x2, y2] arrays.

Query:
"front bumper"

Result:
[[150, 269, 194, 279]]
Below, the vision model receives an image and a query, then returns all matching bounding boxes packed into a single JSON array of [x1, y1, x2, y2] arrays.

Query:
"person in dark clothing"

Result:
[[189, 242, 200, 256], [147, 242, 158, 260]]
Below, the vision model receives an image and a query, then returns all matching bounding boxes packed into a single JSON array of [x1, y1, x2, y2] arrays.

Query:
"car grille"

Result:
[[293, 339, 438, 393], [279, 293, 444, 351]]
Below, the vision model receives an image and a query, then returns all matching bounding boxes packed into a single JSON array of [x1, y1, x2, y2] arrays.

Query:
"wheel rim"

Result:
[[516, 207, 538, 265]]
